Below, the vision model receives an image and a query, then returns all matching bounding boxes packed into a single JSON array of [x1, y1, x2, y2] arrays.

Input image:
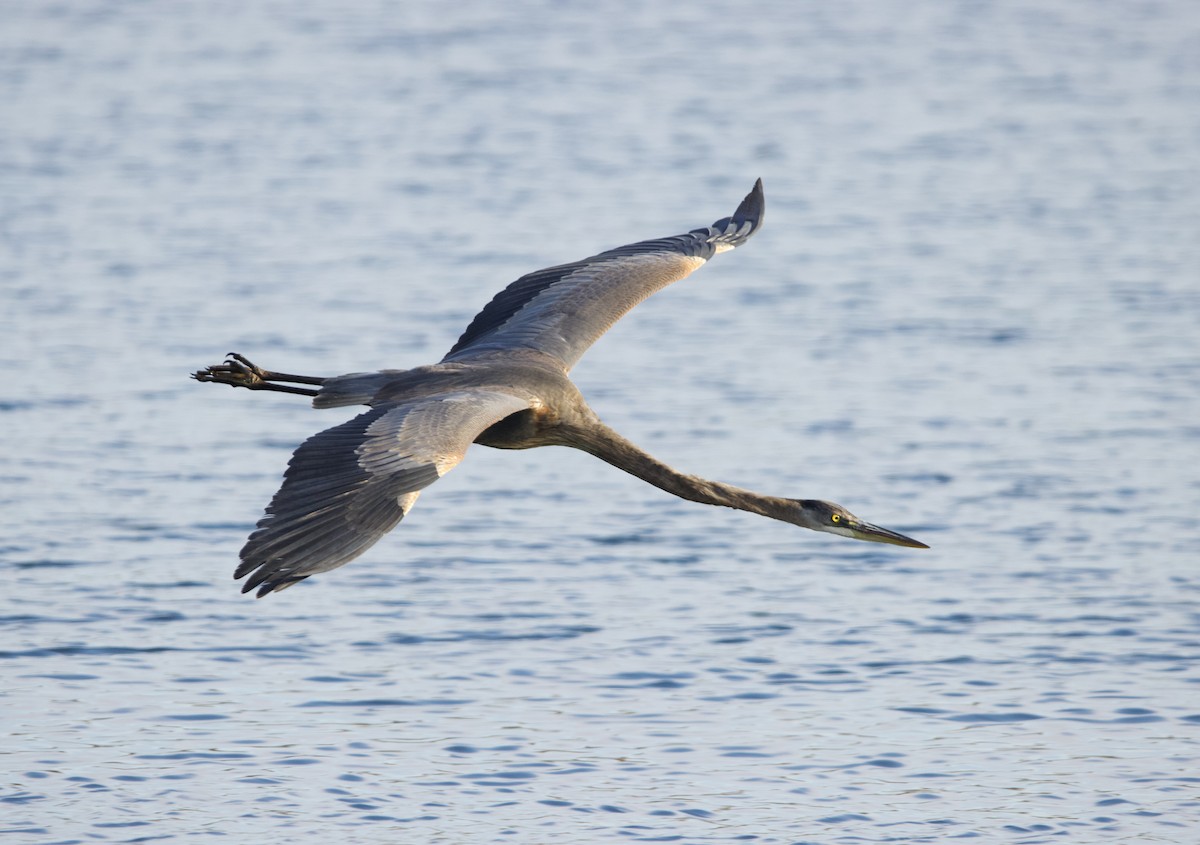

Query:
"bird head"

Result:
[[790, 499, 928, 548]]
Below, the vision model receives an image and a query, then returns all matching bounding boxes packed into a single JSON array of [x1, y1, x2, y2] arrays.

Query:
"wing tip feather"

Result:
[[738, 178, 765, 228], [698, 178, 765, 252]]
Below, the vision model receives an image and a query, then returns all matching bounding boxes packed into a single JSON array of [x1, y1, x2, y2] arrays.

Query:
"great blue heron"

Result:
[[194, 179, 927, 597]]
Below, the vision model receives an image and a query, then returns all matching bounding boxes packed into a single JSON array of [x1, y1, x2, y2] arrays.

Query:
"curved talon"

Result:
[[226, 352, 258, 371]]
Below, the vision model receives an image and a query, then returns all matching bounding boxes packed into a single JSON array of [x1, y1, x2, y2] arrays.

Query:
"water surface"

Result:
[[3, 1, 1199, 842]]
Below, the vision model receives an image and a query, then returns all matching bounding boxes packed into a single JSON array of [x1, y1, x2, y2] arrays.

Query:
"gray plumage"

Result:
[[193, 180, 926, 598]]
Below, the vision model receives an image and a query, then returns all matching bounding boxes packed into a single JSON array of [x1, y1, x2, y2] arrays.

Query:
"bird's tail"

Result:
[[313, 371, 401, 408]]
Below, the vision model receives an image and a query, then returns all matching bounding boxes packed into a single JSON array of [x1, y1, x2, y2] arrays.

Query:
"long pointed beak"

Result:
[[848, 519, 929, 549]]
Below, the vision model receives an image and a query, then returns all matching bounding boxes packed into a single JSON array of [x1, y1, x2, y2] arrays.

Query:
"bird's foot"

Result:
[[192, 353, 323, 396], [192, 352, 271, 390]]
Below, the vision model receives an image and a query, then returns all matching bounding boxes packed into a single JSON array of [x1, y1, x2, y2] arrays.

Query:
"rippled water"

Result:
[[3, 1, 1199, 842]]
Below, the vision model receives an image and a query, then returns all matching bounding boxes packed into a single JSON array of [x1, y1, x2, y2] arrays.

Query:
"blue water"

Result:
[[3, 1, 1199, 842]]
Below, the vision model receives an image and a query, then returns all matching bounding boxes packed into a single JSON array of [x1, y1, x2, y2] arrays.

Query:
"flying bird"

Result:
[[194, 179, 927, 597]]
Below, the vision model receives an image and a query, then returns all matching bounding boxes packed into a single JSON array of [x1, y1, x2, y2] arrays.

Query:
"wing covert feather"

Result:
[[444, 179, 764, 370]]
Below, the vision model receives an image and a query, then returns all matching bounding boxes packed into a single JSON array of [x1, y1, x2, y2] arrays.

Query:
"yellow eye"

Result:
[[831, 513, 841, 523]]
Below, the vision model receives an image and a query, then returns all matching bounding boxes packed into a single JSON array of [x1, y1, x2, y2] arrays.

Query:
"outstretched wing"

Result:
[[444, 179, 765, 371], [235, 389, 532, 597]]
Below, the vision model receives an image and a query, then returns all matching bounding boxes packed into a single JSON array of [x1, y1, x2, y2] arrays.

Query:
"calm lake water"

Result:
[[3, 1, 1199, 842]]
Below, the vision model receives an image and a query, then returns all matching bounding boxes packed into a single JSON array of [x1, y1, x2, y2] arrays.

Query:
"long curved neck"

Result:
[[561, 419, 798, 524]]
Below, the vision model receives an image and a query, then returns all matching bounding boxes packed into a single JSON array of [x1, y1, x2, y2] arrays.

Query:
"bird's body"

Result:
[[194, 180, 926, 597]]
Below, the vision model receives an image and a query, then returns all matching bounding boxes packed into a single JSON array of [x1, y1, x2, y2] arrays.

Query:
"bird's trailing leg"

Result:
[[192, 352, 324, 397]]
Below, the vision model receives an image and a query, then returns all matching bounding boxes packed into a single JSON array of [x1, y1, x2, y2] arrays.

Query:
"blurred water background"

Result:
[[3, 1, 1199, 842]]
